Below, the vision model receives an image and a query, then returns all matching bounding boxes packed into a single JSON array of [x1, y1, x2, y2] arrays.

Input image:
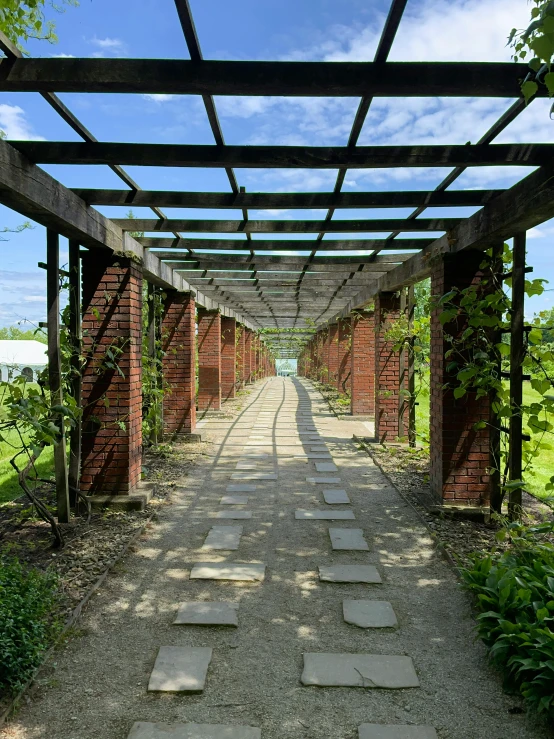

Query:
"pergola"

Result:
[[0, 0, 550, 518]]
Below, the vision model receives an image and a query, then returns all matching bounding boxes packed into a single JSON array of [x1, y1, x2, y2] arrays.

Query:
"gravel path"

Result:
[[2, 378, 550, 739]]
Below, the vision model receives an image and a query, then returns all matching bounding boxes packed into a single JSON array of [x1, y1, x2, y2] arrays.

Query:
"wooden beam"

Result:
[[113, 217, 458, 233], [71, 188, 503, 209], [0, 59, 538, 97], [9, 141, 549, 169], [138, 237, 432, 251], [47, 229, 70, 523]]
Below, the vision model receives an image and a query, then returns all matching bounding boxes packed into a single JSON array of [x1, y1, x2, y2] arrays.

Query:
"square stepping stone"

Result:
[[231, 473, 278, 480], [315, 462, 338, 473], [358, 726, 437, 739], [226, 484, 257, 492], [307, 477, 341, 484], [173, 601, 239, 627], [323, 489, 350, 504], [220, 495, 249, 505], [319, 565, 382, 583], [203, 526, 243, 550], [243, 453, 268, 459], [301, 653, 419, 689], [304, 453, 332, 459], [235, 463, 257, 470], [148, 647, 212, 693], [310, 446, 328, 452], [329, 528, 369, 551], [296, 509, 355, 520], [343, 600, 398, 629], [215, 510, 252, 520], [190, 563, 266, 581], [128, 723, 261, 738]]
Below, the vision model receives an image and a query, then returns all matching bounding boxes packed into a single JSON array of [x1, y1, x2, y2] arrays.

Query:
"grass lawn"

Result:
[[0, 383, 55, 506], [413, 377, 553, 502]]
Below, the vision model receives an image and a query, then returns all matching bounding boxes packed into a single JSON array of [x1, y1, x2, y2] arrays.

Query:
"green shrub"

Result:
[[0, 556, 61, 694], [460, 520, 554, 717]]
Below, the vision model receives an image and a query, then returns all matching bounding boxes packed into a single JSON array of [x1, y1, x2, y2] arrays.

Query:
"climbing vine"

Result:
[[509, 0, 554, 103]]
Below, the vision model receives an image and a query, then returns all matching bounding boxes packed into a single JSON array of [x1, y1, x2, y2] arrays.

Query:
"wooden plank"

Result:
[[0, 59, 538, 97], [10, 141, 550, 169], [138, 237, 431, 251], [113, 217, 458, 233], [47, 230, 70, 524], [509, 232, 526, 518], [71, 188, 503, 209], [67, 239, 82, 502]]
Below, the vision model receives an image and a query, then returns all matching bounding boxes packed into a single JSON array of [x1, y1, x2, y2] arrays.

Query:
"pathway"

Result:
[[3, 378, 549, 739]]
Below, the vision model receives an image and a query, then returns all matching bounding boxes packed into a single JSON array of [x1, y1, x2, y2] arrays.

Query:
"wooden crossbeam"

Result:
[[138, 237, 431, 250], [9, 142, 549, 168], [71, 188, 503, 209], [0, 59, 537, 97], [113, 218, 457, 233]]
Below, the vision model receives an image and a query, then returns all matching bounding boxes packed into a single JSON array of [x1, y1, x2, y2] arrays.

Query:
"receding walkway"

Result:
[[2, 378, 548, 739]]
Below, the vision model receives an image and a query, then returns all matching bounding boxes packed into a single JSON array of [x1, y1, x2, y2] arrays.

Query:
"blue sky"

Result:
[[1, 0, 554, 327]]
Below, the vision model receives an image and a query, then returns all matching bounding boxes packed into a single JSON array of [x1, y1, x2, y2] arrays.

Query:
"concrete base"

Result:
[[197, 409, 229, 419], [85, 481, 153, 511], [429, 504, 490, 523], [177, 432, 205, 443]]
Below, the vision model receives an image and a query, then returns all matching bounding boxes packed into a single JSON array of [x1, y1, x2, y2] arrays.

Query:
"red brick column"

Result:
[[253, 335, 260, 379], [320, 329, 329, 384], [197, 308, 221, 411], [244, 328, 253, 383], [337, 318, 352, 393], [351, 311, 375, 416], [80, 253, 142, 495], [221, 316, 236, 401], [328, 323, 338, 385], [236, 325, 245, 389], [161, 291, 196, 438], [375, 293, 408, 443], [430, 252, 492, 507]]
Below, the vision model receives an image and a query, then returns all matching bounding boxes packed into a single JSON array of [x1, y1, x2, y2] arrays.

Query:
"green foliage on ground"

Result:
[[0, 555, 61, 695], [461, 520, 554, 718]]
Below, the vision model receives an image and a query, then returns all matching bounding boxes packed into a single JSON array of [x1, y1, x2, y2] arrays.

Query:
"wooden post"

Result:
[[47, 229, 70, 523], [399, 288, 407, 439], [509, 232, 526, 518], [407, 284, 416, 447], [489, 241, 504, 514], [67, 239, 81, 504]]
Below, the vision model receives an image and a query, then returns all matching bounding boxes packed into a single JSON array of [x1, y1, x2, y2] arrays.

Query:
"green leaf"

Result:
[[453, 386, 466, 399], [521, 79, 539, 102]]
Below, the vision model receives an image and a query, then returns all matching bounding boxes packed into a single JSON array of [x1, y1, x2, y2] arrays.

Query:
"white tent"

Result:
[[0, 340, 47, 382]]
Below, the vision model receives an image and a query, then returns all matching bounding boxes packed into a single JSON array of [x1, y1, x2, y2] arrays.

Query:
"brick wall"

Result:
[[236, 325, 245, 389], [197, 308, 221, 411], [351, 311, 375, 415], [375, 293, 408, 443], [328, 324, 338, 385], [430, 252, 492, 506], [80, 253, 142, 495], [337, 318, 352, 393], [161, 291, 196, 437], [221, 316, 236, 401], [244, 328, 252, 383]]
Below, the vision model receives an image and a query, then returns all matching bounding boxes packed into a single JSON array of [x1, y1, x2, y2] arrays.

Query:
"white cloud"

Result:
[[89, 36, 126, 58], [23, 295, 46, 303], [51, 53, 75, 58], [0, 104, 44, 140], [143, 94, 177, 103]]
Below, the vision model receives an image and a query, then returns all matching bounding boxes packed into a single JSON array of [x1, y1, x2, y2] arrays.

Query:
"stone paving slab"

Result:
[[231, 473, 278, 480], [173, 602, 239, 626], [235, 463, 258, 470], [358, 725, 438, 739], [301, 653, 419, 689], [343, 600, 398, 628], [323, 489, 350, 504], [319, 565, 382, 583], [302, 453, 332, 459], [128, 722, 261, 738], [329, 528, 369, 551], [202, 526, 243, 550], [295, 509, 355, 520], [310, 446, 328, 452], [148, 647, 213, 693], [315, 462, 339, 472], [190, 563, 266, 581], [215, 511, 252, 520], [220, 495, 249, 505], [306, 477, 342, 484], [226, 484, 257, 492]]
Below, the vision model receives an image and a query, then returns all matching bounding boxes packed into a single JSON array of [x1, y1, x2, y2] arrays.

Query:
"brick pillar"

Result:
[[253, 335, 259, 379], [337, 318, 352, 393], [80, 253, 142, 495], [430, 252, 492, 507], [320, 329, 329, 384], [221, 316, 236, 401], [244, 328, 252, 383], [197, 308, 221, 411], [351, 311, 375, 416], [161, 291, 196, 437], [375, 292, 408, 443], [236, 325, 245, 389], [328, 323, 338, 385]]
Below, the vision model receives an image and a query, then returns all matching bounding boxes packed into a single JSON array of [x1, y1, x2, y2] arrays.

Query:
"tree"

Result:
[[0, 0, 79, 53], [509, 0, 554, 103], [0, 326, 47, 344]]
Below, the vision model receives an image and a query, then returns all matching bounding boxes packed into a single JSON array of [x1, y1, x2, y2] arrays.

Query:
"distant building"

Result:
[[0, 340, 47, 383]]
